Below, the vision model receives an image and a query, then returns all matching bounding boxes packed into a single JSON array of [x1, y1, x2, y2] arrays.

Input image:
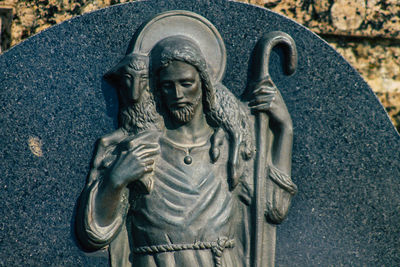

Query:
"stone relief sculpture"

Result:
[[76, 10, 298, 267]]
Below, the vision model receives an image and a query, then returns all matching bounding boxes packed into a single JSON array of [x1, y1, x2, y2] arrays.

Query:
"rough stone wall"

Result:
[[0, 6, 12, 52], [253, 0, 400, 131], [0, 0, 399, 131]]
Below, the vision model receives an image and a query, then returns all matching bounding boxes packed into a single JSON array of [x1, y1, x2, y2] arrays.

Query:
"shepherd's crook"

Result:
[[248, 31, 297, 267]]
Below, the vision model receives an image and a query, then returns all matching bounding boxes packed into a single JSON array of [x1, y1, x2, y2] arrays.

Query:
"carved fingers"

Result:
[[135, 143, 160, 174], [108, 142, 160, 189], [129, 142, 159, 173], [88, 129, 128, 185], [248, 78, 291, 127], [248, 78, 277, 113]]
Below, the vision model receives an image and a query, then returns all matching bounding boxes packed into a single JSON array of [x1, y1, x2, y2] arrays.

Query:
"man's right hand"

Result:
[[93, 132, 160, 227], [106, 142, 160, 190]]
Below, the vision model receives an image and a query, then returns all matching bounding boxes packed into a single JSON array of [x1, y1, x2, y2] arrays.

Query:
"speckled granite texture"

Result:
[[0, 0, 399, 266]]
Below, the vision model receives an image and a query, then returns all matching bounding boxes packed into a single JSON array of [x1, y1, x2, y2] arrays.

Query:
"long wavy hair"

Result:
[[150, 36, 254, 159]]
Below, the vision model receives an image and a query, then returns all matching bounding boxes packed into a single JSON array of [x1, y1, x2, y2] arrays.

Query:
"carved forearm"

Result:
[[76, 179, 128, 250], [94, 178, 127, 226], [271, 120, 293, 175]]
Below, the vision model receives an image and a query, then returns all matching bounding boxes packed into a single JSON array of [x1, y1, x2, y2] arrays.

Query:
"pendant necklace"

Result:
[[162, 138, 207, 165], [163, 129, 213, 165], [183, 148, 193, 165]]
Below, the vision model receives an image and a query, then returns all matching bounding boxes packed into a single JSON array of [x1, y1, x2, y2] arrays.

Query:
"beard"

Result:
[[168, 93, 202, 123]]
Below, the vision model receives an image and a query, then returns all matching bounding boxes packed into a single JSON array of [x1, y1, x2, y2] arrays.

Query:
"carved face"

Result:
[[158, 61, 202, 123], [117, 68, 148, 105]]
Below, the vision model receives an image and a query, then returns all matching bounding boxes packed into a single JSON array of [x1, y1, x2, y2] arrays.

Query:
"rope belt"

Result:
[[133, 237, 235, 267]]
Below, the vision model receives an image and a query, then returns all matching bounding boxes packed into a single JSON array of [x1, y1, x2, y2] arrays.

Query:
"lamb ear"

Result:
[[103, 54, 138, 88]]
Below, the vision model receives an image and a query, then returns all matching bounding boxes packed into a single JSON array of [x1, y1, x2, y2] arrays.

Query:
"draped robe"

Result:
[[79, 130, 253, 267]]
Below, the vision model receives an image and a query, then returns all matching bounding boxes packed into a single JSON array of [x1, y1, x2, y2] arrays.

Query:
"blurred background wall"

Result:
[[1, 0, 399, 132]]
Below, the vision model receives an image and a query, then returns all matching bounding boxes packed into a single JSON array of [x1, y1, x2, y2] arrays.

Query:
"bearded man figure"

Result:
[[77, 34, 296, 267]]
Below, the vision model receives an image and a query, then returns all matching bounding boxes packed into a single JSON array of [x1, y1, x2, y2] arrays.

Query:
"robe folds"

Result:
[[78, 130, 253, 267]]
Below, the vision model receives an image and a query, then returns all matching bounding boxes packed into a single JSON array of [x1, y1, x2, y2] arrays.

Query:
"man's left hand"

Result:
[[248, 78, 292, 129]]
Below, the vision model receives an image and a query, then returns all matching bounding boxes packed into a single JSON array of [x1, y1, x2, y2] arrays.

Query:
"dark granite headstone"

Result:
[[1, 0, 399, 266]]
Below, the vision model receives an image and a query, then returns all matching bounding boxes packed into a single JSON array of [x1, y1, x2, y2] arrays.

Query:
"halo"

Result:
[[130, 10, 226, 83]]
